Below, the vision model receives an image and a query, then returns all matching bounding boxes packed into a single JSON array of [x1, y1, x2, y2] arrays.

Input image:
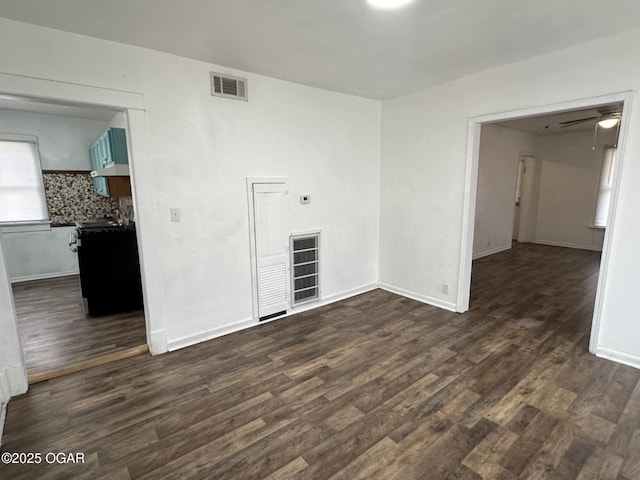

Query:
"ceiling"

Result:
[[0, 95, 120, 121], [495, 103, 624, 135], [1, 1, 640, 100]]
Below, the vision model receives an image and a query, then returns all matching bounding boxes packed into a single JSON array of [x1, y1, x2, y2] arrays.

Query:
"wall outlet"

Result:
[[442, 283, 449, 294], [170, 208, 180, 222]]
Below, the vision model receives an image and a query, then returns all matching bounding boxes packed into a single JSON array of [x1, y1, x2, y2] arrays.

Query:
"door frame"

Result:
[[457, 91, 634, 355], [0, 72, 163, 399], [514, 152, 537, 243], [245, 176, 288, 322]]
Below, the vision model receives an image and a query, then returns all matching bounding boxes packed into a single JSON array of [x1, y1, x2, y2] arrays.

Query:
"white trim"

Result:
[[0, 222, 51, 234], [167, 318, 255, 352], [0, 402, 5, 447], [472, 244, 512, 260], [457, 91, 634, 357], [10, 271, 78, 284], [148, 329, 168, 355], [379, 283, 457, 312], [595, 347, 640, 370], [167, 283, 378, 352], [531, 239, 602, 252]]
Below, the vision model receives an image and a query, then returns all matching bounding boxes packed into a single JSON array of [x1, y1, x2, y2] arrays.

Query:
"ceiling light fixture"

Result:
[[367, 0, 414, 10], [597, 118, 620, 129]]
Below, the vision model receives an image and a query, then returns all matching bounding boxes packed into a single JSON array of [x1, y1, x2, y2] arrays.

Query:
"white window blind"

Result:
[[594, 147, 616, 228], [0, 140, 49, 224]]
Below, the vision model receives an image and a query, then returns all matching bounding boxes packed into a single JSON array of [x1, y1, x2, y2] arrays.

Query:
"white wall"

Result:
[[0, 108, 110, 170], [380, 28, 640, 366], [0, 109, 112, 281], [2, 226, 78, 282], [473, 125, 536, 258], [0, 235, 27, 401], [0, 18, 380, 365], [533, 129, 615, 250]]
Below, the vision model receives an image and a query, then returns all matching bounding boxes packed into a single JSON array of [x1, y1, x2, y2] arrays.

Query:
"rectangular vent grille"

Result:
[[290, 232, 320, 305], [210, 72, 248, 101]]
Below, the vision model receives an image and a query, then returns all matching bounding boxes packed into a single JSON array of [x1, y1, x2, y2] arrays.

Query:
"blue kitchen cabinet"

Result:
[[89, 128, 129, 197], [89, 142, 109, 197]]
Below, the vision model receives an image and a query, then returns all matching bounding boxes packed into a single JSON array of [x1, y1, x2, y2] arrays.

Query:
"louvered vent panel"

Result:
[[290, 232, 320, 306], [258, 264, 287, 309], [210, 72, 248, 101]]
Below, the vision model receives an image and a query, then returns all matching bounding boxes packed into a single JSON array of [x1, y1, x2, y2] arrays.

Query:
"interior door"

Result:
[[252, 183, 289, 319]]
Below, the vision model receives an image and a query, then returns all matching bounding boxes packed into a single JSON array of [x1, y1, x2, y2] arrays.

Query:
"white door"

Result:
[[252, 183, 289, 319]]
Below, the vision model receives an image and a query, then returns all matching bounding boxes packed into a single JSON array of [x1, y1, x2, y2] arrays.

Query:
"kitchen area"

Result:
[[0, 97, 147, 382]]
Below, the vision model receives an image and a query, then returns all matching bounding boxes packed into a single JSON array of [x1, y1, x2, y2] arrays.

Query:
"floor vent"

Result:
[[290, 231, 320, 306], [210, 72, 248, 101]]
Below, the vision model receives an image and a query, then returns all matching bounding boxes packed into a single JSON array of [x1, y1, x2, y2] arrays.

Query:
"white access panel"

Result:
[[252, 183, 289, 318]]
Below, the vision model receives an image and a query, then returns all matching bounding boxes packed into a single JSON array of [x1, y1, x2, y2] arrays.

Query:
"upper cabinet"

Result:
[[89, 128, 130, 197]]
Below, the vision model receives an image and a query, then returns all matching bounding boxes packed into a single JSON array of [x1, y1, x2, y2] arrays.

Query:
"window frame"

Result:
[[0, 133, 51, 233], [593, 145, 617, 229]]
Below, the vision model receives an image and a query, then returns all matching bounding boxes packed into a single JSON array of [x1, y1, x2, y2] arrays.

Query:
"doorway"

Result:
[[0, 95, 149, 384], [458, 92, 632, 354]]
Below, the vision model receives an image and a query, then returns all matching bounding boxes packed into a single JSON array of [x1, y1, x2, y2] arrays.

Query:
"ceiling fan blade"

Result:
[[558, 116, 600, 126]]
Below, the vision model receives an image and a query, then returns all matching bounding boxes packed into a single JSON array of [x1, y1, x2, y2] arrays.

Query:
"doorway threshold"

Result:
[[28, 344, 149, 385]]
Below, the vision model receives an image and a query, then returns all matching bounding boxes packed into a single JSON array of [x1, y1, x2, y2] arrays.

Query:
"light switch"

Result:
[[300, 194, 311, 204], [170, 208, 180, 222]]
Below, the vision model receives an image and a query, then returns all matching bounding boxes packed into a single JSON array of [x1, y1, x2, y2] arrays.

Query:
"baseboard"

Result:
[[0, 402, 6, 448], [167, 318, 256, 352], [531, 239, 602, 252], [286, 283, 378, 316], [166, 283, 378, 352], [473, 244, 512, 260], [595, 347, 640, 370], [378, 283, 457, 312], [10, 270, 78, 284], [148, 329, 168, 355]]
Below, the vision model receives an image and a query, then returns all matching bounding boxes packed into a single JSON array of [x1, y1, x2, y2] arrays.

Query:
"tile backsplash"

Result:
[[43, 171, 117, 226]]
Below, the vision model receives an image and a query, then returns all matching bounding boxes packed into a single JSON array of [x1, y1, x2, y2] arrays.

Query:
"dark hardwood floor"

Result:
[[2, 244, 639, 479], [11, 275, 147, 381]]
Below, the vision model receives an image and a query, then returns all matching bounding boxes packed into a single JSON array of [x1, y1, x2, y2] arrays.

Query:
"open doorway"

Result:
[[0, 94, 148, 383], [459, 93, 630, 355]]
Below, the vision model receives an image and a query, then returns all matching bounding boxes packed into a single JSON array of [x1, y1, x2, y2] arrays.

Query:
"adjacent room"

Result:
[[1, 1, 640, 478], [0, 99, 147, 382]]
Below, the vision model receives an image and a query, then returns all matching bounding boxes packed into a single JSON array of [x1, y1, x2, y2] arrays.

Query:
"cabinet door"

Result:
[[108, 128, 129, 164]]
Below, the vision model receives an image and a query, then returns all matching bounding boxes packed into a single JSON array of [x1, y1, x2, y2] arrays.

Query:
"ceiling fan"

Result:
[[558, 109, 622, 149], [558, 109, 622, 129]]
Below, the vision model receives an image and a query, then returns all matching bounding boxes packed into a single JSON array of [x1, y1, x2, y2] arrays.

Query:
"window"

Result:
[[0, 138, 49, 226], [593, 146, 616, 228]]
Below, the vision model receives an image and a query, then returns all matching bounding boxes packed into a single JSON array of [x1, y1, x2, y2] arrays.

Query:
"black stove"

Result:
[[72, 221, 143, 316]]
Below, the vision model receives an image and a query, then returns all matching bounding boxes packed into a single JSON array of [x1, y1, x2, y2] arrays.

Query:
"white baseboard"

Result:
[[595, 347, 640, 370], [0, 402, 6, 448], [166, 283, 378, 352], [473, 244, 512, 260], [378, 283, 457, 312], [531, 239, 602, 252], [167, 318, 257, 352], [10, 270, 78, 284], [148, 329, 168, 355]]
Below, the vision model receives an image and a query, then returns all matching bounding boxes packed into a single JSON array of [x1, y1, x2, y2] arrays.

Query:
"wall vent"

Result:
[[210, 72, 248, 101], [290, 231, 320, 306]]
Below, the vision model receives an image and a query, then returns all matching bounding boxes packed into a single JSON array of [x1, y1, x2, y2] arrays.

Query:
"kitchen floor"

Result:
[[12, 275, 147, 382]]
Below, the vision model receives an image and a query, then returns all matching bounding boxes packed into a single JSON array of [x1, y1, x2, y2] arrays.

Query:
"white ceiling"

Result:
[[495, 103, 624, 135], [1, 1, 640, 99], [0, 95, 120, 121]]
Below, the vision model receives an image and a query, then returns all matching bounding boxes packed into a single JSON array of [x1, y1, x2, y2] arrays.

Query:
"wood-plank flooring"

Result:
[[2, 244, 640, 479], [11, 275, 147, 382]]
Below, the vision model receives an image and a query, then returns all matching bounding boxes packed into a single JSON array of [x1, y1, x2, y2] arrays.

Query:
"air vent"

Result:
[[210, 72, 248, 101], [290, 231, 320, 306]]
